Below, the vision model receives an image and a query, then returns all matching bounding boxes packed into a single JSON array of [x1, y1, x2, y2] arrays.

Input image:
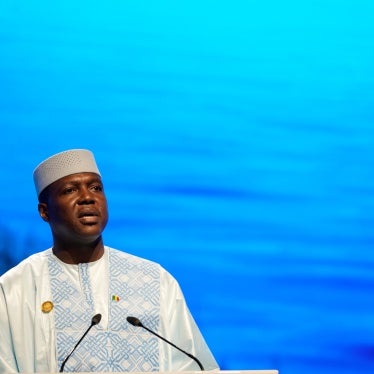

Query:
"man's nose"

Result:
[[77, 187, 95, 203]]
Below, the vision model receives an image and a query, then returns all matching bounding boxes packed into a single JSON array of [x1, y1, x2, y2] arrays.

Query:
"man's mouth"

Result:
[[78, 211, 99, 219]]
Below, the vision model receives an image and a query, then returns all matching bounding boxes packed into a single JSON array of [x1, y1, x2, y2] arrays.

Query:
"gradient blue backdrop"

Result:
[[1, 1, 374, 373]]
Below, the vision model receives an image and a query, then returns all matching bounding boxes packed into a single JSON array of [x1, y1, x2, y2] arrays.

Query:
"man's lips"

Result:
[[78, 210, 99, 218]]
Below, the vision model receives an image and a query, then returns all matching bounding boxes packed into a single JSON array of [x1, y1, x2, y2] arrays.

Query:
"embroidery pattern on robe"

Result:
[[48, 248, 160, 372]]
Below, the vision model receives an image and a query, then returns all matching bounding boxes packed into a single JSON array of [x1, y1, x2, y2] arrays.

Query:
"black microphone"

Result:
[[127, 316, 204, 371], [59, 313, 102, 372]]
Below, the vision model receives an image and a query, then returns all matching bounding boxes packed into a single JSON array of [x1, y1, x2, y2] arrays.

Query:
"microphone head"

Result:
[[127, 316, 143, 327], [92, 313, 102, 325]]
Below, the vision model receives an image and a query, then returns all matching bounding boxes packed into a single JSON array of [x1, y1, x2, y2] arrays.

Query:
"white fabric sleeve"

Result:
[[0, 251, 57, 374], [158, 268, 219, 371], [0, 283, 18, 372]]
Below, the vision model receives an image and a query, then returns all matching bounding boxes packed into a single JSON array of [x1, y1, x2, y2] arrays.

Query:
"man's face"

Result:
[[38, 172, 109, 245]]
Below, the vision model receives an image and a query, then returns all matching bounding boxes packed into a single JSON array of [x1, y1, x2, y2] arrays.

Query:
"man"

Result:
[[0, 149, 219, 373]]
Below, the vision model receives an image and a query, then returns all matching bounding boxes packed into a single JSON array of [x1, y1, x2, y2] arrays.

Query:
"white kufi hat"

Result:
[[33, 149, 101, 197]]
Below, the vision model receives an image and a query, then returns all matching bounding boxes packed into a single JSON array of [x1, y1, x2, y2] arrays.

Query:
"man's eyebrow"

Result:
[[89, 178, 103, 184]]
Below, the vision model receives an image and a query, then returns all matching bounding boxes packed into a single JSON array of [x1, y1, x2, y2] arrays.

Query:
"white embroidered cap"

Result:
[[33, 149, 101, 197]]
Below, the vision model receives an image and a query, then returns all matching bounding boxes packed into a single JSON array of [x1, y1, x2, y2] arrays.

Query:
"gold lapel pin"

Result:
[[41, 301, 54, 313]]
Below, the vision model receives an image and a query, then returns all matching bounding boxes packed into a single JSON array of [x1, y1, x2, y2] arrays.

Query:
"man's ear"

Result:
[[38, 203, 49, 222]]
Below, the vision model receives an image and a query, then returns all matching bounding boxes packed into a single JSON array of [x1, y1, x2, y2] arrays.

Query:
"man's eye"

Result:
[[63, 187, 75, 194], [91, 185, 103, 192]]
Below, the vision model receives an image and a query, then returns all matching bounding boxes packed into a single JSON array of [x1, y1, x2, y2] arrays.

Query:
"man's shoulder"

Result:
[[106, 247, 178, 289], [106, 247, 163, 269], [0, 249, 52, 284], [107, 246, 156, 263]]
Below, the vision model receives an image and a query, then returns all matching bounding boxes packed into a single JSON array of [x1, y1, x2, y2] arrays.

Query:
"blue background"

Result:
[[1, 1, 374, 373]]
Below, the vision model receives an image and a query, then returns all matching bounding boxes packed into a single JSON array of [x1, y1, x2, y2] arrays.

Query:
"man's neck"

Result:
[[52, 239, 105, 264]]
